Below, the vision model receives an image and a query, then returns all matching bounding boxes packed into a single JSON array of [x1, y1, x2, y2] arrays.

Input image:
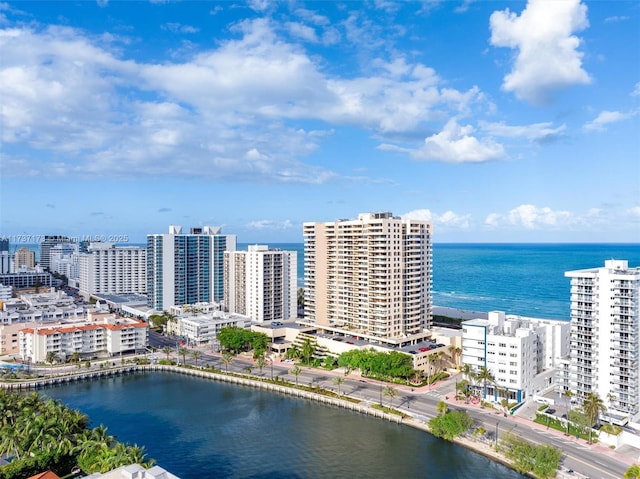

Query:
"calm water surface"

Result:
[[42, 372, 525, 479]]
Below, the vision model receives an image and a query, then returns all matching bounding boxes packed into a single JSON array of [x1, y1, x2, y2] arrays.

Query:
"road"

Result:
[[188, 350, 627, 479]]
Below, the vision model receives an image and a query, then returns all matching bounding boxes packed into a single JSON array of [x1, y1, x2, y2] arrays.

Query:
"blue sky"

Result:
[[1, 0, 639, 244]]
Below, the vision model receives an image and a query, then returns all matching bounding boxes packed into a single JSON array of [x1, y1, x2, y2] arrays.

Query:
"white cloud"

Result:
[[162, 23, 199, 34], [489, 0, 591, 104], [246, 219, 294, 230], [583, 110, 635, 131], [479, 121, 566, 142], [631, 82, 640, 97], [0, 17, 491, 180], [408, 119, 506, 163], [604, 16, 629, 23], [485, 204, 574, 229], [402, 209, 471, 228], [629, 206, 640, 218], [285, 22, 319, 43]]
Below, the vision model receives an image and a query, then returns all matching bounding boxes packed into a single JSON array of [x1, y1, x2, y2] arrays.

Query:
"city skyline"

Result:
[[1, 1, 639, 244]]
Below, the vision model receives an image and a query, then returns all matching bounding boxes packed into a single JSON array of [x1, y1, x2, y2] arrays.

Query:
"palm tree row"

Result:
[[0, 389, 154, 476]]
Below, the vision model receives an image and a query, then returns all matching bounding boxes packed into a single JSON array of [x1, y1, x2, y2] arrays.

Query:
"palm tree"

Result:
[[221, 351, 234, 372], [162, 346, 172, 360], [286, 344, 301, 361], [191, 349, 202, 367], [178, 347, 188, 366], [46, 351, 58, 365], [426, 354, 437, 385], [290, 365, 302, 386], [301, 338, 316, 364], [461, 363, 475, 385], [583, 392, 607, 444], [382, 386, 398, 409], [437, 400, 449, 416], [333, 376, 345, 395], [255, 354, 267, 375], [448, 345, 461, 369], [69, 351, 81, 364], [476, 366, 495, 401]]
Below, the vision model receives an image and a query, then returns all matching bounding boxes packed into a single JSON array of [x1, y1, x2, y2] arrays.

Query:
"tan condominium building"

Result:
[[15, 247, 36, 269], [303, 212, 432, 343]]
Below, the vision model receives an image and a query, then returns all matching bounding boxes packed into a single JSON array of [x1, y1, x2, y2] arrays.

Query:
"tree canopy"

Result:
[[217, 326, 269, 358], [337, 349, 415, 380]]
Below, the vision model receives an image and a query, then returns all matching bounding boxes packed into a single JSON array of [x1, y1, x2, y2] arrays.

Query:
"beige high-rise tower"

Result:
[[303, 212, 432, 343]]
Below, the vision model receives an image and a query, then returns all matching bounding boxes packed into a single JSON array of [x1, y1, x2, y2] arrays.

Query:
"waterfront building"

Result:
[[79, 242, 146, 297], [165, 310, 250, 346], [15, 247, 36, 269], [564, 259, 640, 420], [302, 212, 432, 346], [18, 311, 149, 363], [147, 226, 236, 311], [39, 235, 72, 271], [224, 245, 297, 323], [49, 243, 79, 279], [461, 311, 570, 403]]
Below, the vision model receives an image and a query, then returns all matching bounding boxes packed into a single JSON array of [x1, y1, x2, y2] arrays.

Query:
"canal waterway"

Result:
[[41, 371, 525, 479]]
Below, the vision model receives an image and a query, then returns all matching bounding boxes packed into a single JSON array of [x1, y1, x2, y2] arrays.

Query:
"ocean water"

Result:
[[12, 242, 640, 320], [246, 243, 640, 320]]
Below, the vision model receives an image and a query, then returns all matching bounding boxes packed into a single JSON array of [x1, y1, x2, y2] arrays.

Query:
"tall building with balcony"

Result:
[[224, 245, 297, 323], [565, 259, 640, 419], [302, 212, 432, 345], [78, 243, 146, 296], [147, 226, 236, 311]]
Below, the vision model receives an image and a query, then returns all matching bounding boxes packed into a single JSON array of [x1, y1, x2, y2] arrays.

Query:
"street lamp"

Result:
[[495, 421, 499, 446], [379, 384, 383, 406], [270, 359, 274, 380]]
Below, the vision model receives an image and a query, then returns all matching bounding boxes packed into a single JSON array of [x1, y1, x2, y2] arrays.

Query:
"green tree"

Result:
[[382, 386, 398, 409], [190, 349, 202, 368], [178, 347, 188, 366], [428, 410, 474, 441], [297, 287, 305, 310], [301, 337, 316, 364], [162, 346, 172, 360], [582, 392, 607, 443], [286, 344, 301, 361], [625, 464, 640, 479], [221, 351, 234, 372], [290, 365, 302, 385], [45, 351, 58, 365], [69, 352, 81, 364], [436, 400, 449, 416], [500, 432, 562, 479], [255, 354, 267, 375], [476, 366, 495, 400], [333, 376, 345, 395], [448, 345, 462, 369]]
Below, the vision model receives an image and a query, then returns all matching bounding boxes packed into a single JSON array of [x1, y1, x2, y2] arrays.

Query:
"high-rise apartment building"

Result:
[[79, 243, 146, 296], [39, 235, 72, 271], [49, 243, 79, 279], [15, 247, 36, 269], [147, 226, 236, 311], [224, 245, 297, 323], [0, 238, 9, 253], [303, 212, 432, 343], [565, 259, 640, 419]]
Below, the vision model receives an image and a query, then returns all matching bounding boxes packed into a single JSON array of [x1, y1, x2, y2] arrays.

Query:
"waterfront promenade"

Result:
[[2, 351, 634, 479]]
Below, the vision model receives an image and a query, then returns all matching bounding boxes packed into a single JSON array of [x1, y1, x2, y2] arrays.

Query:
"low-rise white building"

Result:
[[166, 310, 251, 346], [0, 290, 85, 325], [462, 311, 569, 403], [19, 312, 149, 363]]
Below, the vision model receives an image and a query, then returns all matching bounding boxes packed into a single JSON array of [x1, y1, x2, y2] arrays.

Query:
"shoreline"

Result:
[[2, 364, 525, 476]]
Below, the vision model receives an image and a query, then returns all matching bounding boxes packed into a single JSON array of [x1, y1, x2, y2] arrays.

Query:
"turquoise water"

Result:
[[42, 372, 525, 479]]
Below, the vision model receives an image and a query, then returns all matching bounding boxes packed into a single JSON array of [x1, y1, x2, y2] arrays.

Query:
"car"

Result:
[[418, 347, 428, 352], [546, 408, 556, 415], [346, 341, 354, 345], [408, 350, 417, 354], [334, 337, 343, 342]]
